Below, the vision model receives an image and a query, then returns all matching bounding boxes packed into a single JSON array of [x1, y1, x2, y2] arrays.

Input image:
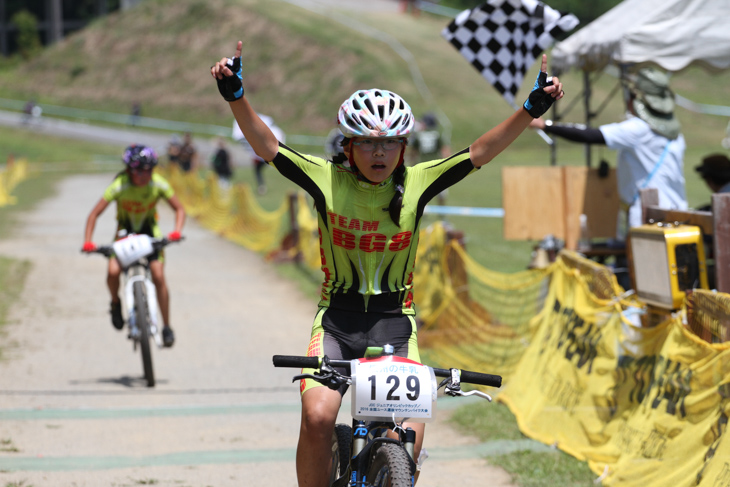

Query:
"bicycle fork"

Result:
[[123, 273, 161, 346], [346, 419, 417, 486]]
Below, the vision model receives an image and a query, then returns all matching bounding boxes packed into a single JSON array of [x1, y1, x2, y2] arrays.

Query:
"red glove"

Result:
[[167, 231, 182, 242], [82, 241, 96, 252]]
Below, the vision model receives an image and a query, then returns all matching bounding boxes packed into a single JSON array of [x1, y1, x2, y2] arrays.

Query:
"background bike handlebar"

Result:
[[272, 355, 502, 388], [81, 236, 184, 257]]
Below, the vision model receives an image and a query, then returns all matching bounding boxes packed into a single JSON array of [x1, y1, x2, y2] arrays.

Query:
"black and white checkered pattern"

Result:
[[442, 0, 578, 106]]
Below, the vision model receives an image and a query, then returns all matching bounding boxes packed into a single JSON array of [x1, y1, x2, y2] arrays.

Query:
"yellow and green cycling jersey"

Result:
[[103, 172, 175, 238], [271, 144, 478, 315]]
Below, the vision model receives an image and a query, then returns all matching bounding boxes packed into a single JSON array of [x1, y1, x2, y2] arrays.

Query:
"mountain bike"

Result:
[[88, 233, 181, 387], [273, 345, 502, 487]]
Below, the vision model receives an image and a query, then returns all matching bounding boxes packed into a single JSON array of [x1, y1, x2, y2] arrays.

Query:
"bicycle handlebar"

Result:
[[81, 236, 184, 257], [432, 367, 501, 388], [272, 354, 502, 388]]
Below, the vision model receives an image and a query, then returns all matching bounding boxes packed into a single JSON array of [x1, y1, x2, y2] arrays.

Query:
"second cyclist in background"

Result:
[[82, 145, 186, 347]]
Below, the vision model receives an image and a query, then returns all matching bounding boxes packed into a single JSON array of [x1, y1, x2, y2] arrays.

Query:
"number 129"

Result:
[[368, 375, 420, 401]]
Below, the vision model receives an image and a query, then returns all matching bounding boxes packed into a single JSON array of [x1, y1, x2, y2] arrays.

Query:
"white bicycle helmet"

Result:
[[337, 89, 414, 138]]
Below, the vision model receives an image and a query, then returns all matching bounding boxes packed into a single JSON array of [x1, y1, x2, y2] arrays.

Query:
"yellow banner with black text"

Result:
[[499, 259, 730, 487]]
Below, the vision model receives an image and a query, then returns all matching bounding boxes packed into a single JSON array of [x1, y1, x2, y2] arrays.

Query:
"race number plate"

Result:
[[113, 234, 154, 268], [351, 356, 437, 423]]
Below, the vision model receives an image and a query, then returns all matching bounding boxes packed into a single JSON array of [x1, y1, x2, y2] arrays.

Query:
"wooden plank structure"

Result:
[[502, 166, 619, 249]]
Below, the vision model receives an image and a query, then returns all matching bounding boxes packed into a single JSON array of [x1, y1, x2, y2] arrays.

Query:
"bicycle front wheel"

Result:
[[330, 423, 352, 486], [133, 281, 155, 387], [365, 443, 413, 487]]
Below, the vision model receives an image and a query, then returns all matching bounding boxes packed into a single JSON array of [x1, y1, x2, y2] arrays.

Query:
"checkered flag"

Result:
[[442, 0, 578, 106]]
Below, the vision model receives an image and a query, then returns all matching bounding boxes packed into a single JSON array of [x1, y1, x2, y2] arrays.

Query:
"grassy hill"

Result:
[[2, 0, 730, 271]]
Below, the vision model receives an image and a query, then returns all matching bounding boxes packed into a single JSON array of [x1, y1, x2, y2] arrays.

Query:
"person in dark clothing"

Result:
[[177, 132, 199, 173], [212, 137, 234, 188]]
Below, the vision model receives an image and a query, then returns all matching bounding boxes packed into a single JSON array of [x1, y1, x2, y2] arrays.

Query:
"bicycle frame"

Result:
[[85, 233, 181, 387], [121, 261, 161, 348]]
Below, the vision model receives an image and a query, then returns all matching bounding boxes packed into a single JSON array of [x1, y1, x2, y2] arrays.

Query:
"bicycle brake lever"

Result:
[[292, 373, 320, 382], [444, 387, 493, 402]]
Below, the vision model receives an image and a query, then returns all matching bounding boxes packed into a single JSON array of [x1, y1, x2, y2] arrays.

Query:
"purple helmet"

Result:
[[123, 145, 158, 170]]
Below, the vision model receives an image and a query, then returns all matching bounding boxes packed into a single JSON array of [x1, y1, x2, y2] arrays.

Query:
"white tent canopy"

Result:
[[551, 0, 730, 74]]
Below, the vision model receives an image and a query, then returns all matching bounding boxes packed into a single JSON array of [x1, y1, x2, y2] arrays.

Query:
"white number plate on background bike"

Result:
[[113, 234, 154, 268], [351, 356, 437, 422]]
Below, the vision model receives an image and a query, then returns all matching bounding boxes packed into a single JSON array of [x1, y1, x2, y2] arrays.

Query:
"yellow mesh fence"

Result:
[[159, 167, 289, 253], [413, 222, 553, 380], [0, 158, 28, 207]]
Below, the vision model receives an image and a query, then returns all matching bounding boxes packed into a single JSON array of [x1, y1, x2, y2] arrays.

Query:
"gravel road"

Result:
[[0, 173, 515, 486]]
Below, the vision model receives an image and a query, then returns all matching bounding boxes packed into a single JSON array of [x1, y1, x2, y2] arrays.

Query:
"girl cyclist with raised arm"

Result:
[[82, 145, 186, 347], [211, 41, 563, 486]]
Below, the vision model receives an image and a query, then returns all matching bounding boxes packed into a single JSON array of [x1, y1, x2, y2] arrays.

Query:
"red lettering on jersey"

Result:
[[338, 215, 348, 228], [360, 233, 386, 253], [404, 291, 413, 308], [389, 231, 412, 251], [333, 228, 356, 250], [347, 219, 361, 231], [318, 229, 326, 265], [406, 271, 413, 285], [327, 212, 337, 225], [362, 221, 379, 231]]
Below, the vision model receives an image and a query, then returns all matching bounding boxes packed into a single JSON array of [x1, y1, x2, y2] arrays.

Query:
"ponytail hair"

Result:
[[388, 164, 406, 227], [331, 137, 351, 165]]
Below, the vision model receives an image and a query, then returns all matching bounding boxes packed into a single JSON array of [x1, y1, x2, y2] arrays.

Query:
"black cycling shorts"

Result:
[[301, 307, 420, 396]]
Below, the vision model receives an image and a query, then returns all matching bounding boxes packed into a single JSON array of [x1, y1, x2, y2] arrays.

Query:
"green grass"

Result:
[[451, 401, 596, 486]]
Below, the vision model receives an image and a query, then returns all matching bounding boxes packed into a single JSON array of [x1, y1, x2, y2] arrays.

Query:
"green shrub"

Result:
[[10, 10, 41, 60]]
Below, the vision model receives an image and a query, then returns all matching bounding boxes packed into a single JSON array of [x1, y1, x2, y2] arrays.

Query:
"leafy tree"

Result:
[[10, 10, 42, 60]]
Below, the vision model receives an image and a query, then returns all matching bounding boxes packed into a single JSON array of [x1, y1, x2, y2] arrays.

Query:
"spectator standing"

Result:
[[409, 112, 449, 165], [166, 135, 182, 168], [696, 154, 730, 198], [129, 101, 142, 127], [211, 137, 234, 189], [530, 67, 687, 243], [22, 99, 35, 125], [409, 113, 451, 204], [324, 127, 346, 161], [233, 114, 285, 195], [177, 132, 199, 173]]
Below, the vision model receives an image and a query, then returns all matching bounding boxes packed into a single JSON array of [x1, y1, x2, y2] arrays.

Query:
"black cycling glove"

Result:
[[217, 56, 244, 102], [523, 70, 555, 118]]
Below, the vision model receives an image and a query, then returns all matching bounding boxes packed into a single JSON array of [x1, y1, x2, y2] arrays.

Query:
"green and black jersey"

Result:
[[271, 144, 478, 315], [103, 172, 175, 238]]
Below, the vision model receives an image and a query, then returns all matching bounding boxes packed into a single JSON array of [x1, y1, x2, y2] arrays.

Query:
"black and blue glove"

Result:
[[217, 56, 244, 102], [523, 71, 555, 118]]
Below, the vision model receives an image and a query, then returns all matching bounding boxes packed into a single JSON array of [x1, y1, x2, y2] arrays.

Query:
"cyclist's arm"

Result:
[[165, 194, 186, 234], [84, 197, 110, 242], [469, 108, 534, 168], [470, 55, 562, 168], [213, 41, 279, 162], [229, 97, 279, 162]]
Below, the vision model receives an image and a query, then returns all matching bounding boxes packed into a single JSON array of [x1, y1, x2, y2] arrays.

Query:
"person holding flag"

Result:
[[211, 40, 563, 486]]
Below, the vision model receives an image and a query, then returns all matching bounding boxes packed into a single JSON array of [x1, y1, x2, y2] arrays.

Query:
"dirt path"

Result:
[[0, 173, 514, 486]]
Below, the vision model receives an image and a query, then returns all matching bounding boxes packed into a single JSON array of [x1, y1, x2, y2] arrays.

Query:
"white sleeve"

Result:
[[599, 118, 646, 151]]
